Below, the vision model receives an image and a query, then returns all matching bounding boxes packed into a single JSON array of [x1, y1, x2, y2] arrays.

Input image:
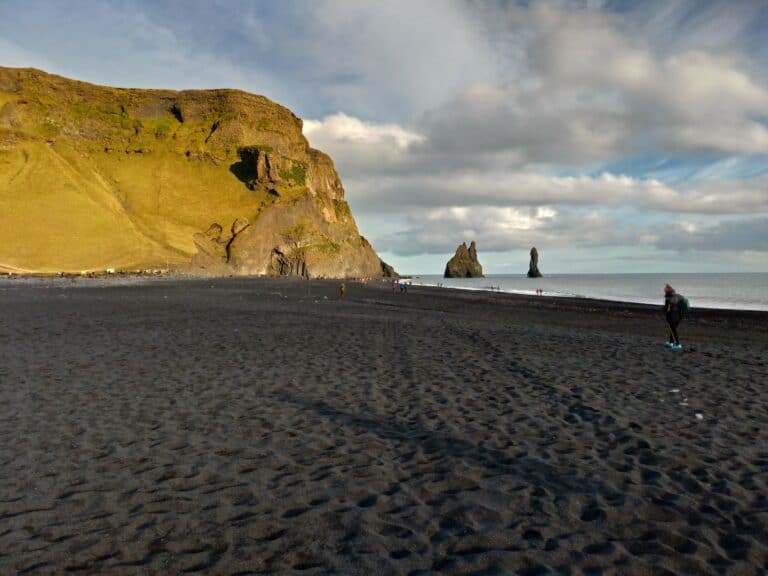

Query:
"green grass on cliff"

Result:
[[279, 161, 307, 186], [0, 67, 315, 273], [0, 139, 275, 271]]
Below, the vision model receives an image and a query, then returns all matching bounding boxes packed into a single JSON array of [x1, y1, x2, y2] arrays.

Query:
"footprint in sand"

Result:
[[356, 494, 378, 508]]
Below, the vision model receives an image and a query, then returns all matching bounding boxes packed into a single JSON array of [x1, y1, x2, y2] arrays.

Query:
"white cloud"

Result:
[[303, 110, 768, 260], [653, 52, 768, 154], [416, 3, 768, 163], [656, 217, 768, 252], [304, 113, 423, 149], [528, 2, 657, 89], [303, 113, 424, 175], [373, 205, 768, 258], [308, 124, 768, 214], [375, 205, 631, 255], [297, 0, 499, 118]]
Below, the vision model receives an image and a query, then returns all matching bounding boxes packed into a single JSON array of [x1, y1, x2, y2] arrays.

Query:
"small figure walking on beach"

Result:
[[392, 278, 397, 294], [339, 282, 346, 299], [664, 284, 685, 350]]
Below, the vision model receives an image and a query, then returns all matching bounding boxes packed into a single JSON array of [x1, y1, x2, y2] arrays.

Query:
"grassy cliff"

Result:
[[0, 67, 391, 277]]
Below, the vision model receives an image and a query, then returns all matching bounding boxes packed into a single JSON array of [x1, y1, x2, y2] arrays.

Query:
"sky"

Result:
[[1, 0, 767, 274]]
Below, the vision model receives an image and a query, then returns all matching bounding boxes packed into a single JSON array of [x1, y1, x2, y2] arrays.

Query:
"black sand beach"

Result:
[[1, 277, 766, 575]]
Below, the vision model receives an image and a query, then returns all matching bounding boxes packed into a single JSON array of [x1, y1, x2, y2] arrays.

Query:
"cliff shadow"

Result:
[[229, 158, 256, 189], [270, 389, 608, 498], [229, 145, 264, 190]]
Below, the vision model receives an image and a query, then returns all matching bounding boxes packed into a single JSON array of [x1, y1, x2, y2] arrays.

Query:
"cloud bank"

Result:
[[299, 2, 768, 265]]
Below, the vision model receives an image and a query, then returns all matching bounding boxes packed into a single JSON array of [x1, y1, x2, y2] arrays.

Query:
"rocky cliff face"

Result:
[[527, 247, 542, 278], [0, 67, 393, 278], [444, 241, 484, 278]]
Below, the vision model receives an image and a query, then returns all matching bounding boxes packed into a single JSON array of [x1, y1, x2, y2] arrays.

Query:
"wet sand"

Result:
[[1, 277, 766, 575]]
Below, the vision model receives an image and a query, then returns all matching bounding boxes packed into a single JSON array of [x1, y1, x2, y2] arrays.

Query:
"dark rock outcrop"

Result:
[[527, 247, 542, 278], [191, 218, 252, 273], [444, 241, 484, 278], [380, 260, 397, 278]]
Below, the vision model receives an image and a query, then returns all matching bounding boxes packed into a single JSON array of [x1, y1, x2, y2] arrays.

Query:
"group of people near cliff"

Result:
[[391, 279, 408, 293]]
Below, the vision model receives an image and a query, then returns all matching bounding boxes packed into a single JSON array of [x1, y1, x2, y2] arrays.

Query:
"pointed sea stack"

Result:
[[444, 241, 484, 278], [527, 247, 542, 278]]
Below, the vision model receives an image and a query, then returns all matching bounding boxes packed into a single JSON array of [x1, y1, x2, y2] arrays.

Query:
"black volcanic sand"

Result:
[[1, 277, 767, 575]]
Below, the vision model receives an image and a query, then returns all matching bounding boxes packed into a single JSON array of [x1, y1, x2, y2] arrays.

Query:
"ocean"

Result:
[[410, 273, 768, 311]]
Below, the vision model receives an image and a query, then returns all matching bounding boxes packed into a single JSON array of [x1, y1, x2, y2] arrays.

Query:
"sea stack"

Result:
[[527, 247, 543, 278], [444, 241, 484, 278]]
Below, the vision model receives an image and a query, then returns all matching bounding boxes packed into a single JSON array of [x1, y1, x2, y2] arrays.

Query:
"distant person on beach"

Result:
[[392, 279, 397, 294], [339, 282, 346, 299], [664, 284, 683, 350]]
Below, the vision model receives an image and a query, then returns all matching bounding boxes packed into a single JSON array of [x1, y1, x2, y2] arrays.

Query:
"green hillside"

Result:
[[0, 67, 390, 277]]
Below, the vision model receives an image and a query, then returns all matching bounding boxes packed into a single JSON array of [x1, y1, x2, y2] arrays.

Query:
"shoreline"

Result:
[[3, 272, 767, 317], [417, 282, 768, 313], [411, 276, 768, 313], [416, 283, 768, 318]]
